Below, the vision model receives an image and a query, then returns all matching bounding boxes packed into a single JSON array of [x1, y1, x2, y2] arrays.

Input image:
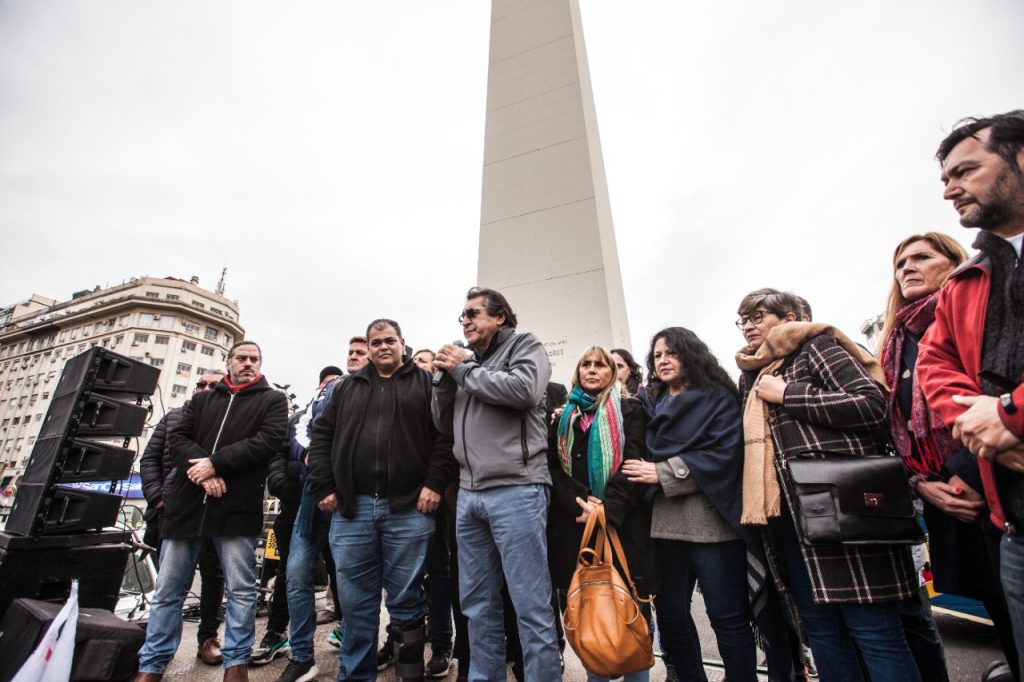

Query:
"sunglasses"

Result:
[[195, 381, 219, 389], [458, 307, 484, 324]]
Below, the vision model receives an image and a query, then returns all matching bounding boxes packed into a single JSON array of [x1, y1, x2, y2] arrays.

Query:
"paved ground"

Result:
[[151, 590, 1003, 681]]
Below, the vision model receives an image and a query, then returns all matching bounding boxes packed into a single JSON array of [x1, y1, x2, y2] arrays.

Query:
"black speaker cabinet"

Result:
[[0, 531, 130, 616], [22, 437, 134, 485], [53, 347, 160, 400], [40, 392, 148, 440], [0, 598, 144, 681], [6, 484, 124, 536]]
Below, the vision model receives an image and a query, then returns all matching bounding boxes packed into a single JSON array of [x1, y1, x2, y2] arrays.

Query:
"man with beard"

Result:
[[918, 110, 1024, 668], [136, 341, 288, 682]]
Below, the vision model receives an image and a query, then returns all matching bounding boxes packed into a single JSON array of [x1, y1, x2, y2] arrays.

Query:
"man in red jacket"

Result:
[[917, 109, 1024, 668]]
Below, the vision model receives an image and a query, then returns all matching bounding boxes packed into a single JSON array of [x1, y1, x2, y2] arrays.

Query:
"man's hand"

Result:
[[187, 457, 217, 484], [417, 488, 441, 514], [433, 344, 471, 373], [915, 476, 985, 524], [201, 476, 228, 498], [952, 395, 1022, 458], [318, 493, 338, 513], [621, 459, 658, 484], [756, 374, 787, 405], [155, 500, 165, 510], [996, 445, 1024, 475]]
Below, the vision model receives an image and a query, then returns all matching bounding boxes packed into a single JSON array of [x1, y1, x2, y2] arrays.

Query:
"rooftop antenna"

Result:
[[215, 267, 227, 297]]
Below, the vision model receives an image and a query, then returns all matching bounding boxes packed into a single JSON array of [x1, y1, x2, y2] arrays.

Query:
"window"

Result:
[[159, 316, 175, 330], [197, 367, 208, 376], [145, 292, 160, 299], [119, 314, 130, 327], [224, 334, 232, 346], [41, 392, 49, 400], [12, 417, 19, 425], [191, 300, 205, 309], [176, 362, 192, 375], [114, 335, 123, 346], [70, 328, 79, 340], [166, 294, 180, 301], [133, 333, 149, 344], [138, 313, 155, 326], [201, 346, 214, 356], [211, 307, 223, 315], [204, 326, 219, 341], [183, 320, 200, 334], [155, 335, 169, 345], [149, 358, 164, 368], [171, 384, 188, 397], [82, 324, 92, 336], [181, 340, 196, 352]]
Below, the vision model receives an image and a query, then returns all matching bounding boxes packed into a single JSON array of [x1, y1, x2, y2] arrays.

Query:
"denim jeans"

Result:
[[1001, 533, 1024, 668], [774, 513, 921, 682], [426, 503, 454, 650], [138, 535, 258, 672], [287, 485, 334, 663], [654, 539, 756, 682], [897, 587, 949, 682], [456, 484, 561, 682], [330, 496, 434, 681]]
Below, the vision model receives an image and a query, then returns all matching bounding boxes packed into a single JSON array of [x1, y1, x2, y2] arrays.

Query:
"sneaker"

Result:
[[327, 625, 343, 649], [251, 630, 290, 666], [376, 637, 395, 670], [426, 649, 452, 678], [274, 658, 319, 682]]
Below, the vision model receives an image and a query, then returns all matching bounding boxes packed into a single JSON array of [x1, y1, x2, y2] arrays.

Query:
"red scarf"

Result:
[[880, 293, 958, 477], [223, 374, 263, 394]]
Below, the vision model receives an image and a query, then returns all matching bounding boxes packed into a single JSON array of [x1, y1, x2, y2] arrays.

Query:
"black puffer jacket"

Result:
[[163, 376, 288, 538], [266, 411, 304, 511], [139, 406, 184, 508], [306, 359, 458, 518]]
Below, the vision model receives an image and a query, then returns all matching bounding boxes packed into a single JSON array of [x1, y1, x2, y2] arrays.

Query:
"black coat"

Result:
[[163, 376, 288, 538], [266, 411, 305, 512], [139, 406, 184, 508], [306, 359, 458, 518], [546, 397, 658, 595]]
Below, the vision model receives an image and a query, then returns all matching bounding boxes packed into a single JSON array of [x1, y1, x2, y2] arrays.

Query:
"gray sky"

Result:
[[1, 1, 1021, 405]]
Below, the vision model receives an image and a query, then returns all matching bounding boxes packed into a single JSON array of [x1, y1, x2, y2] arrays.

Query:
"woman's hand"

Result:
[[621, 459, 658, 484], [755, 374, 787, 404], [915, 476, 985, 524], [575, 496, 602, 524]]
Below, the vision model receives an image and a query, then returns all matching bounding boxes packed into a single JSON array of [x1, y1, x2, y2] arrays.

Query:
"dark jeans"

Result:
[[267, 501, 298, 634], [898, 587, 949, 682], [426, 504, 454, 651], [655, 538, 756, 682], [197, 538, 225, 644]]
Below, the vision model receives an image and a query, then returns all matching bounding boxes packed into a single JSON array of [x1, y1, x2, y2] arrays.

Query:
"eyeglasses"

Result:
[[459, 307, 483, 323], [195, 381, 218, 390], [735, 309, 771, 329]]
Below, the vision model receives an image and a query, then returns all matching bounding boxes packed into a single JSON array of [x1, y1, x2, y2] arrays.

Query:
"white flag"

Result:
[[11, 580, 79, 682]]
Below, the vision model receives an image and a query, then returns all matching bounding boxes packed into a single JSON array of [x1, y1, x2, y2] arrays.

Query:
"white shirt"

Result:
[[1004, 232, 1024, 258]]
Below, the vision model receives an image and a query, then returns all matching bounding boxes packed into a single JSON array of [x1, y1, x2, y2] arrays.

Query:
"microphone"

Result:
[[433, 340, 466, 387]]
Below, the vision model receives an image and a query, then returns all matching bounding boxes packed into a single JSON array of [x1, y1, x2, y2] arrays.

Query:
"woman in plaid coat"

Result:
[[734, 288, 920, 682]]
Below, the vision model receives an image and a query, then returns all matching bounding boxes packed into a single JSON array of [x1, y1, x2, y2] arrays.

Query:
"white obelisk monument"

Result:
[[477, 0, 631, 385]]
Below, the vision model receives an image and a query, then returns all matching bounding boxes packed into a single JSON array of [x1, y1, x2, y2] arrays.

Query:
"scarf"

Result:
[[223, 373, 263, 393], [880, 292, 959, 476], [556, 384, 624, 499], [735, 322, 886, 525]]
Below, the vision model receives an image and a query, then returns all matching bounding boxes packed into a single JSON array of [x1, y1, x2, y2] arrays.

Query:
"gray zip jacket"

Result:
[[431, 326, 552, 491]]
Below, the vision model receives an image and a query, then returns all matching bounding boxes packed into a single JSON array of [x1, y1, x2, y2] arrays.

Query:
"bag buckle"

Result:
[[864, 492, 885, 508]]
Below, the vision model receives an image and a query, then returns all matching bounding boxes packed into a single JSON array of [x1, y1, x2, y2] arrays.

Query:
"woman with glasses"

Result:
[[620, 327, 761, 682], [610, 348, 644, 397], [880, 234, 1018, 678], [547, 346, 655, 682], [735, 287, 920, 682]]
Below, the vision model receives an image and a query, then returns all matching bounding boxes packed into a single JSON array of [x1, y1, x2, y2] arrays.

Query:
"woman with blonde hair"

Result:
[[546, 345, 655, 682]]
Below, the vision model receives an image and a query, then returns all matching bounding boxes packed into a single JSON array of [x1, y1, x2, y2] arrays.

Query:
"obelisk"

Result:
[[477, 0, 631, 384]]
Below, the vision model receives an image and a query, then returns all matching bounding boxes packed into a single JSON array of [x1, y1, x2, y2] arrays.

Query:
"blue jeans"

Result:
[[287, 485, 334, 663], [138, 535, 258, 672], [330, 496, 434, 681], [898, 588, 949, 682], [1001, 533, 1024, 668], [654, 539, 756, 682], [774, 514, 921, 682], [457, 484, 561, 682]]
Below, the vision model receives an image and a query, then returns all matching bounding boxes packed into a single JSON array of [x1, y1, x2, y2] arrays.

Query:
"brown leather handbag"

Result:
[[563, 505, 654, 678]]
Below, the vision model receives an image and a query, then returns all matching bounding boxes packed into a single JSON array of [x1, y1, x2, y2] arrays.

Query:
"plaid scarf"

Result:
[[735, 322, 886, 524], [879, 292, 959, 477], [556, 384, 624, 499]]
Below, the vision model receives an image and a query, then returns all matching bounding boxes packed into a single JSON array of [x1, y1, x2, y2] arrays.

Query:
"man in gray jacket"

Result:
[[432, 287, 560, 682]]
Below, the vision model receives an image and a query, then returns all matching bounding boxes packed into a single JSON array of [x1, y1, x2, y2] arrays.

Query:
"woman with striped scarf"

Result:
[[545, 345, 657, 682]]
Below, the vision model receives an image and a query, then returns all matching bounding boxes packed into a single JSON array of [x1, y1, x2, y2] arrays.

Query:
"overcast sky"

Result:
[[0, 1, 1021, 406]]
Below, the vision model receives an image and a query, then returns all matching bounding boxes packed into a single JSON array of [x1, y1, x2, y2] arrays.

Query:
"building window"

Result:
[[145, 292, 160, 299], [138, 313, 155, 326], [176, 362, 192, 375], [119, 314, 131, 327], [191, 300, 205, 309], [171, 384, 188, 397], [211, 307, 222, 315], [133, 333, 149, 344], [197, 366, 208, 376], [70, 328, 79, 340], [42, 391, 49, 400], [114, 335, 123, 346], [182, 340, 196, 352], [204, 326, 219, 341], [159, 316, 175, 330], [166, 294, 180, 301], [224, 334, 232, 346], [149, 358, 164, 368], [201, 346, 214, 356], [82, 324, 92, 336], [183, 320, 200, 334], [155, 335, 169, 345]]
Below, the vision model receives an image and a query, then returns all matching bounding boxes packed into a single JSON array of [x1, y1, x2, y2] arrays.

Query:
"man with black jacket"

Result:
[[136, 341, 288, 682], [307, 319, 457, 681], [139, 369, 228, 666]]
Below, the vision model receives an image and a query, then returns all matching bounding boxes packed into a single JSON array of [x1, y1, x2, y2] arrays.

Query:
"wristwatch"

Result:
[[1000, 392, 1018, 415]]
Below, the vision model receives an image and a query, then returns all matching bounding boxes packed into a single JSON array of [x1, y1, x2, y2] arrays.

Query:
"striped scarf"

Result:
[[556, 384, 624, 499]]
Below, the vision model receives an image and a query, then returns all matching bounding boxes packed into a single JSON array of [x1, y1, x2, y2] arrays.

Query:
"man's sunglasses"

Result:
[[459, 307, 484, 323]]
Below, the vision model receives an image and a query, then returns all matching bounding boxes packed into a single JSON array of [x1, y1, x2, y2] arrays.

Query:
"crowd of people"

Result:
[[132, 109, 1024, 682]]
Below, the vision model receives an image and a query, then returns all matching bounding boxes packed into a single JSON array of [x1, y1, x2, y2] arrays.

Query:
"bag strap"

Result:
[[604, 519, 652, 604], [579, 506, 651, 604]]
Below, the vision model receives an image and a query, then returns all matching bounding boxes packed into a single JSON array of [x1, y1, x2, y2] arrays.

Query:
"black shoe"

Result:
[[376, 636, 395, 670], [316, 609, 338, 625], [251, 630, 290, 665], [426, 649, 452, 678], [274, 658, 318, 682]]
